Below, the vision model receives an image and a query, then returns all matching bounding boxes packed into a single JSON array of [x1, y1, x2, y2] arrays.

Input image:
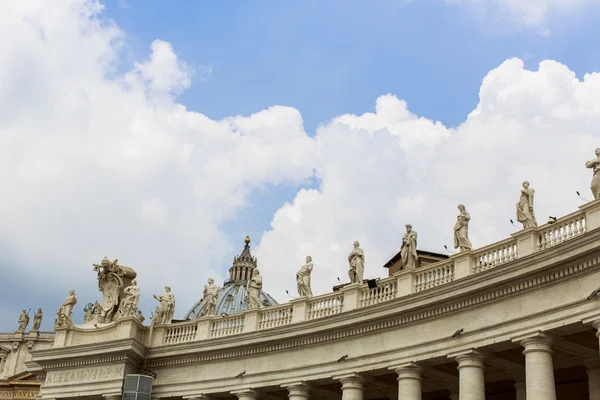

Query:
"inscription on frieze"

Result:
[[45, 365, 125, 385], [0, 390, 40, 399]]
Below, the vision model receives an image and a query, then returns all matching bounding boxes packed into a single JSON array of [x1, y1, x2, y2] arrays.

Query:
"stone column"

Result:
[[586, 361, 600, 400], [233, 389, 259, 400], [514, 382, 526, 400], [338, 374, 364, 400], [393, 363, 422, 400], [286, 383, 310, 400], [521, 334, 556, 400], [455, 351, 485, 400]]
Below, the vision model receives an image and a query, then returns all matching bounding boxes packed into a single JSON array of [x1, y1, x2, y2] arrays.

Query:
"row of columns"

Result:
[[171, 333, 600, 400]]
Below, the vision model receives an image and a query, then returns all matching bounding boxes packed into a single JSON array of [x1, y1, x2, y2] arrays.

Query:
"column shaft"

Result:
[[286, 383, 310, 400], [587, 365, 600, 400], [455, 353, 485, 400], [339, 375, 364, 400], [522, 337, 556, 400], [395, 365, 422, 400]]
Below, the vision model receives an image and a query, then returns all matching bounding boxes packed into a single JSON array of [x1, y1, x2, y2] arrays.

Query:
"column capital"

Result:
[[231, 389, 258, 400], [448, 349, 485, 369], [335, 373, 365, 389], [282, 382, 311, 396], [184, 395, 214, 400], [388, 362, 423, 381], [513, 332, 553, 354]]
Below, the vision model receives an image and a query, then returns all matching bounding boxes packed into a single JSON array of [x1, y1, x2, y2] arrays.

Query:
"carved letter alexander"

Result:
[[45, 365, 124, 385]]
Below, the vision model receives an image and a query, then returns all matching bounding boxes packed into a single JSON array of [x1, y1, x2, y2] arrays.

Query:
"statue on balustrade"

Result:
[[401, 224, 418, 270], [348, 242, 365, 284], [54, 290, 77, 329], [31, 309, 42, 331], [516, 181, 537, 229], [454, 204, 473, 251], [297, 256, 314, 297], [200, 278, 220, 316], [586, 148, 600, 200], [83, 303, 95, 323], [152, 286, 175, 325], [246, 268, 264, 309], [16, 309, 29, 333], [115, 279, 140, 320]]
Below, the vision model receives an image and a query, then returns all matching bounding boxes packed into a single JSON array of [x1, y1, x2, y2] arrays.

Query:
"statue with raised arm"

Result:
[[16, 310, 29, 333], [348, 241, 365, 284], [200, 278, 220, 316], [401, 224, 418, 270], [246, 269, 263, 309], [516, 181, 537, 229], [152, 286, 175, 325], [54, 290, 77, 329], [31, 309, 42, 331], [586, 148, 600, 200], [116, 279, 140, 320], [297, 256, 314, 297], [454, 204, 473, 251]]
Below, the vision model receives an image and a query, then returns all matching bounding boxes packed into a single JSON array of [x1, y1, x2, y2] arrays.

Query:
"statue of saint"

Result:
[[117, 279, 140, 319], [296, 256, 314, 297], [54, 290, 77, 329], [31, 309, 42, 331], [516, 181, 537, 229], [454, 204, 473, 251], [246, 268, 263, 309], [586, 148, 600, 200], [401, 224, 418, 270], [348, 242, 365, 284], [152, 286, 175, 325], [83, 303, 95, 323], [16, 310, 29, 333], [200, 278, 220, 316]]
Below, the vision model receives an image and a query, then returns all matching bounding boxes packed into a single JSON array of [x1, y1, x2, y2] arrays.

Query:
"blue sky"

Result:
[[2, 0, 600, 331]]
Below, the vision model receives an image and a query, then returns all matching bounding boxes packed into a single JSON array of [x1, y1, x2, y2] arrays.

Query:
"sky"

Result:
[[2, 0, 600, 331]]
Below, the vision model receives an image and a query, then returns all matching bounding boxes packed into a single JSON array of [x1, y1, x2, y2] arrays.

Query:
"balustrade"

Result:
[[308, 293, 344, 320], [415, 260, 455, 292], [164, 321, 198, 344], [538, 211, 586, 250], [473, 238, 518, 273], [359, 277, 397, 307], [258, 305, 293, 330], [210, 315, 245, 338]]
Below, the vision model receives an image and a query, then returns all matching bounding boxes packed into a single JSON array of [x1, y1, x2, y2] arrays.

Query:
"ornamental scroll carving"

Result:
[[90, 257, 137, 324]]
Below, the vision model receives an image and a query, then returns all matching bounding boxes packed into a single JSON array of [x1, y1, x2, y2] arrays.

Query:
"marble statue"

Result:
[[200, 278, 220, 317], [92, 256, 137, 324], [31, 309, 42, 331], [586, 148, 600, 200], [454, 204, 473, 251], [16, 310, 29, 333], [54, 290, 77, 329], [516, 181, 537, 229], [348, 242, 365, 284], [246, 268, 263, 309], [153, 286, 175, 325], [401, 224, 418, 270], [83, 303, 95, 324], [115, 280, 140, 320], [296, 256, 314, 297]]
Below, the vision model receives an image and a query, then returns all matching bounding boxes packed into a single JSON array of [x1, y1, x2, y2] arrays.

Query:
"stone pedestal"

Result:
[[338, 374, 364, 400], [393, 363, 422, 400], [454, 350, 485, 400], [520, 334, 556, 400]]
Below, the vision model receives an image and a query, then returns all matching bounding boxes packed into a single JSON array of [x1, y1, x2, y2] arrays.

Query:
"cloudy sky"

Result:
[[2, 0, 600, 331]]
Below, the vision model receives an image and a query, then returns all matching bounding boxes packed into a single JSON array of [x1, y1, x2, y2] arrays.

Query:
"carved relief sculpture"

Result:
[[401, 224, 419, 270], [152, 286, 175, 325], [297, 256, 314, 297], [92, 257, 137, 324], [16, 309, 29, 333], [454, 204, 473, 251], [31, 309, 42, 331], [200, 278, 220, 317], [516, 181, 537, 229], [115, 279, 140, 320], [54, 290, 77, 329], [246, 268, 263, 309], [586, 148, 600, 200], [348, 242, 365, 284]]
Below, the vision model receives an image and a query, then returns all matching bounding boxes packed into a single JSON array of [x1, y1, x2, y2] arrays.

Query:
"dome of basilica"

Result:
[[184, 237, 278, 319]]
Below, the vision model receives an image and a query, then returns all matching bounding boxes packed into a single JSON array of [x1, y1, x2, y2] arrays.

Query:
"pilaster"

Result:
[[452, 251, 474, 280], [394, 269, 416, 297], [340, 284, 362, 312], [290, 297, 309, 323], [243, 310, 259, 333], [511, 227, 539, 257]]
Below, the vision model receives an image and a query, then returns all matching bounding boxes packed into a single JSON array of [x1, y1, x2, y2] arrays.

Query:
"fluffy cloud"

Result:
[[256, 58, 600, 302]]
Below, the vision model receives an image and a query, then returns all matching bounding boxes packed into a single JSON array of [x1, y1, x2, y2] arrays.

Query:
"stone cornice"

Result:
[[145, 232, 600, 368]]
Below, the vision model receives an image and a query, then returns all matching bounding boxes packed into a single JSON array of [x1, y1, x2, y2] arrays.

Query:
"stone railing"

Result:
[[472, 237, 518, 274], [210, 314, 245, 338], [145, 200, 600, 347], [164, 321, 198, 344], [414, 259, 455, 292], [307, 292, 344, 320], [258, 304, 293, 330], [359, 276, 398, 307], [538, 210, 586, 251]]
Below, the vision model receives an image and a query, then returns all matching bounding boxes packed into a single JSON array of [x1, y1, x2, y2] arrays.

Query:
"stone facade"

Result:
[[5, 200, 600, 399]]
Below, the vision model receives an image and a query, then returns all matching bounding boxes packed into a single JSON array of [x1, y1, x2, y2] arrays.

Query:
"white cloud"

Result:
[[256, 57, 600, 302]]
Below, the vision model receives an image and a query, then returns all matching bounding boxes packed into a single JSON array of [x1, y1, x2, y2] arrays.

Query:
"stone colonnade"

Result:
[[175, 330, 600, 400]]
